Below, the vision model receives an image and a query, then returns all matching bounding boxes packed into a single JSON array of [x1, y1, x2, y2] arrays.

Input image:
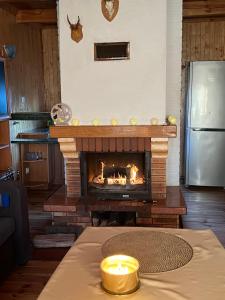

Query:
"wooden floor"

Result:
[[0, 186, 224, 300], [182, 187, 225, 247], [0, 260, 60, 300]]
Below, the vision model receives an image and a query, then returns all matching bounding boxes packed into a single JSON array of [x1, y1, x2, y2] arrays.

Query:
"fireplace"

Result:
[[50, 125, 177, 201], [45, 126, 186, 229], [81, 152, 151, 200]]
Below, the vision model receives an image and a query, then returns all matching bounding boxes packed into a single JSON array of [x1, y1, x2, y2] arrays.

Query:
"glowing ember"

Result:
[[107, 174, 127, 185]]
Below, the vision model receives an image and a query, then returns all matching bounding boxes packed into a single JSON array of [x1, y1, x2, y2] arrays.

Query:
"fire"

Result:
[[107, 174, 127, 185], [128, 164, 138, 184], [92, 161, 144, 186]]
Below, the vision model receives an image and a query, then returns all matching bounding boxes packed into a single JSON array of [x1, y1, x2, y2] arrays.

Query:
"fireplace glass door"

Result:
[[81, 152, 151, 200]]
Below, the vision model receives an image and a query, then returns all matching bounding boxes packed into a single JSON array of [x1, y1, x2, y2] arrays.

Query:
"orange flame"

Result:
[[92, 161, 144, 185]]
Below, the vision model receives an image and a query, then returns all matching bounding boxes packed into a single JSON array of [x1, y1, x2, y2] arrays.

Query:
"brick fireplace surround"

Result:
[[44, 125, 186, 228]]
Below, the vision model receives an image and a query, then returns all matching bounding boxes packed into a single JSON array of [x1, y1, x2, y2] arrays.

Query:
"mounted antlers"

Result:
[[67, 15, 83, 43]]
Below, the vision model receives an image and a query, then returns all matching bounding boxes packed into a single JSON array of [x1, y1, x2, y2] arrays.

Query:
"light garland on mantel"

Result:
[[66, 117, 170, 126], [51, 103, 176, 126]]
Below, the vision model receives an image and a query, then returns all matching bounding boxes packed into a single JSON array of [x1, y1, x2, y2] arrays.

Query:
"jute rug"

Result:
[[102, 231, 193, 273]]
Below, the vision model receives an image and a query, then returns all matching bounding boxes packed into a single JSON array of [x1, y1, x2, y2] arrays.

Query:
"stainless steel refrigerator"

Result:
[[185, 61, 225, 187]]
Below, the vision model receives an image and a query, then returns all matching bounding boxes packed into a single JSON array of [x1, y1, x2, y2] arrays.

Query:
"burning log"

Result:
[[91, 161, 144, 186]]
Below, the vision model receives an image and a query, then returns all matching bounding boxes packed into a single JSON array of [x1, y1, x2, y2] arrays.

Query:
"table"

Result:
[[38, 227, 225, 300]]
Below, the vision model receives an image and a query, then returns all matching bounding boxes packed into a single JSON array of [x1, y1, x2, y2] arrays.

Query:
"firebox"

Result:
[[80, 152, 151, 200]]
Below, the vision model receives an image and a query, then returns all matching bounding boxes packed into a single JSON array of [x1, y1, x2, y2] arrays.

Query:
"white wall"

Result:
[[58, 0, 183, 186], [166, 0, 183, 185], [58, 0, 167, 124]]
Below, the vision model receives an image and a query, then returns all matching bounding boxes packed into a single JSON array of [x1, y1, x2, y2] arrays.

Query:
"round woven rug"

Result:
[[102, 231, 193, 273]]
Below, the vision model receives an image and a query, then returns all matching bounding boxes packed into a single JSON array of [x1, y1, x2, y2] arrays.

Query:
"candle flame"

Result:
[[107, 261, 129, 275]]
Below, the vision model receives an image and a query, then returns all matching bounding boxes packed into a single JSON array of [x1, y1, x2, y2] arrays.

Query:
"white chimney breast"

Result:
[[58, 0, 167, 125]]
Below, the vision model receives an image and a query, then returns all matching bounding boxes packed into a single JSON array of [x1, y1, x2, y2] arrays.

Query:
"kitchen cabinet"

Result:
[[0, 58, 12, 175], [0, 117, 11, 172], [14, 129, 64, 189]]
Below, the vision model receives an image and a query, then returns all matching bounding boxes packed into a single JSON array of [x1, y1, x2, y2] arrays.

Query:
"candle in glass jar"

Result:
[[100, 255, 140, 295]]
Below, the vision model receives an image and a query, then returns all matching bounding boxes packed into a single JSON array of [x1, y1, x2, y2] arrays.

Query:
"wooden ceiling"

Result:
[[0, 0, 56, 10], [183, 0, 225, 19], [0, 0, 57, 23], [1, 0, 225, 24]]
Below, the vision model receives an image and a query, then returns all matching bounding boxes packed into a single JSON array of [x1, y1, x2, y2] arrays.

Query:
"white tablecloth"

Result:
[[38, 227, 225, 300]]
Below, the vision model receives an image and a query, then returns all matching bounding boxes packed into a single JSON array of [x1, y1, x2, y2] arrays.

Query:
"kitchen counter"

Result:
[[11, 128, 58, 144], [11, 112, 51, 121], [11, 138, 58, 144]]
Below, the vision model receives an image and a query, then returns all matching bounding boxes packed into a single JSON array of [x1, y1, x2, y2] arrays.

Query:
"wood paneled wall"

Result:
[[183, 21, 225, 62], [42, 28, 61, 111], [0, 8, 46, 171], [181, 20, 225, 177], [0, 8, 45, 113]]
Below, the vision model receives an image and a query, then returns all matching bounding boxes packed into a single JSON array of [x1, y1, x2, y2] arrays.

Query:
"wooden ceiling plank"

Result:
[[0, 0, 56, 4], [0, 1, 56, 14], [184, 8, 225, 18], [0, 3, 17, 14], [16, 8, 57, 24], [183, 1, 225, 19], [184, 4, 225, 10]]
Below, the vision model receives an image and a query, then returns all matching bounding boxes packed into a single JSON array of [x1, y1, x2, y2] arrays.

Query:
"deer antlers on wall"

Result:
[[67, 0, 119, 43], [67, 15, 83, 43]]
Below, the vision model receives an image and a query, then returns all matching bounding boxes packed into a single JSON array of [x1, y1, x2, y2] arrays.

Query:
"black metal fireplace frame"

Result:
[[80, 151, 151, 201]]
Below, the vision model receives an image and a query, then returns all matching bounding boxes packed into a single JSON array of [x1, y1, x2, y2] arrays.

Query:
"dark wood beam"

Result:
[[0, 3, 17, 14], [0, 0, 56, 6], [183, 1, 225, 19], [0, 0, 53, 2], [16, 8, 57, 23]]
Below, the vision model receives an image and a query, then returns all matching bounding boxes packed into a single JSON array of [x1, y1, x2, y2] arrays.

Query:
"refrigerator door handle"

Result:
[[192, 128, 225, 132]]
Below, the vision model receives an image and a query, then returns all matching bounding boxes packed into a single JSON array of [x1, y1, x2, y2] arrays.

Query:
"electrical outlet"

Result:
[[25, 167, 29, 175], [19, 96, 27, 111]]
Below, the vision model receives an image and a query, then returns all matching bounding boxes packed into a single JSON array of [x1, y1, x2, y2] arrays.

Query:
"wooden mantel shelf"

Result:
[[50, 125, 177, 138]]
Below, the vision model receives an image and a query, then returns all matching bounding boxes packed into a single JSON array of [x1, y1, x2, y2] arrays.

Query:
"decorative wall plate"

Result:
[[51, 103, 72, 125], [101, 0, 119, 22]]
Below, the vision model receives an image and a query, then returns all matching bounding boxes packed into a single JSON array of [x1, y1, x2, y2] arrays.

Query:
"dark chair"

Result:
[[0, 181, 31, 281]]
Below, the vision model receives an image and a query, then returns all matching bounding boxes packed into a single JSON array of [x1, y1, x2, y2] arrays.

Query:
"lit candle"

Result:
[[100, 255, 140, 295]]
